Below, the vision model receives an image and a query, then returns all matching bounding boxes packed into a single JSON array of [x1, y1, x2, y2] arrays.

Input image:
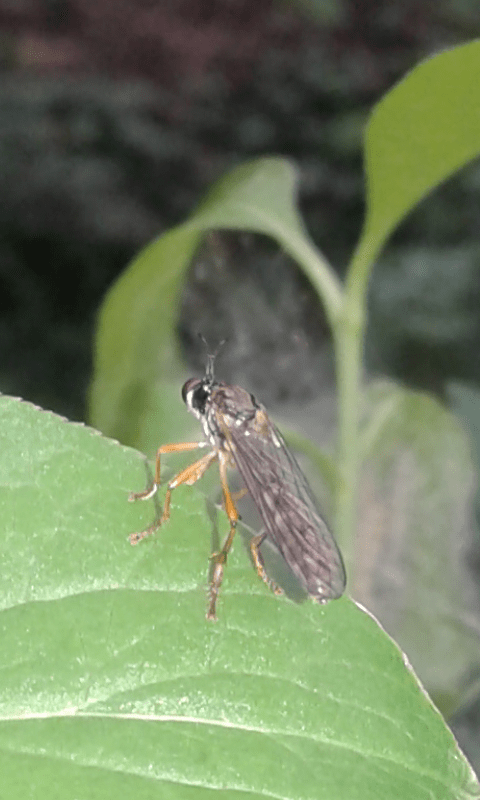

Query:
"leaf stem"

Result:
[[332, 295, 364, 572]]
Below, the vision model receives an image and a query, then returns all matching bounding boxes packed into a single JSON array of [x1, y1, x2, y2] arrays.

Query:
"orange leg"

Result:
[[207, 451, 240, 620], [129, 444, 217, 544], [250, 533, 283, 596], [218, 486, 247, 515], [230, 487, 248, 503], [129, 441, 205, 502]]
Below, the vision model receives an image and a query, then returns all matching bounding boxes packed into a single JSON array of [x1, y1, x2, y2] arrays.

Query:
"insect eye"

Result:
[[181, 379, 210, 414], [181, 380, 193, 404], [190, 384, 210, 414]]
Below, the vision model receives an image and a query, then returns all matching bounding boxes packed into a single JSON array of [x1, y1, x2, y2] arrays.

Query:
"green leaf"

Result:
[[1, 395, 478, 799], [350, 39, 480, 299], [89, 157, 341, 453], [192, 159, 341, 316], [89, 224, 201, 450], [354, 381, 480, 714]]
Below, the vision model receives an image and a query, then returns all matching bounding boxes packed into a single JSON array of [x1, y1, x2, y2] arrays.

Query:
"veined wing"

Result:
[[220, 409, 346, 601]]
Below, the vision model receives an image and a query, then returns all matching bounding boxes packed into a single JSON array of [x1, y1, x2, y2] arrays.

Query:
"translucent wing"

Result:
[[213, 389, 346, 601]]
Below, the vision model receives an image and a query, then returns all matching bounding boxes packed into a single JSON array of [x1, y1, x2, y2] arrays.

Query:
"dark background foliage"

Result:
[[2, 0, 480, 418], [1, 0, 480, 771]]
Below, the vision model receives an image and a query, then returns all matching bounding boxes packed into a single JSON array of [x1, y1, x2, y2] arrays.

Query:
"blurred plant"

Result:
[[90, 40, 480, 723], [2, 40, 480, 800]]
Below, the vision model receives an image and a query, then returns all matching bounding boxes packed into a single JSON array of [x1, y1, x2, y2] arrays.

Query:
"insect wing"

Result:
[[220, 408, 346, 601]]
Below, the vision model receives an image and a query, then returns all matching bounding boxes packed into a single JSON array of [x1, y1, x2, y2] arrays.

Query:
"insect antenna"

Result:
[[197, 333, 227, 383]]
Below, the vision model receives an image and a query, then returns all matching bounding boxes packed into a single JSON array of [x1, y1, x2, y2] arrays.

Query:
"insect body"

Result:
[[129, 357, 346, 619]]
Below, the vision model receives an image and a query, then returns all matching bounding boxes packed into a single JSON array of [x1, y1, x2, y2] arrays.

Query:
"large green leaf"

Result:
[[89, 224, 201, 450], [354, 381, 480, 714], [0, 395, 478, 799], [89, 158, 341, 454], [349, 39, 480, 298]]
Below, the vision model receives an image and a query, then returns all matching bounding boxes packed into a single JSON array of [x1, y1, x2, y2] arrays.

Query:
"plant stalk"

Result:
[[333, 296, 365, 576]]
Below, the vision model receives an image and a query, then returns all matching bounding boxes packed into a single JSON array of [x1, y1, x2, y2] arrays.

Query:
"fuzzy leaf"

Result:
[[89, 157, 339, 454], [0, 395, 478, 799], [354, 381, 480, 714], [351, 40, 480, 295]]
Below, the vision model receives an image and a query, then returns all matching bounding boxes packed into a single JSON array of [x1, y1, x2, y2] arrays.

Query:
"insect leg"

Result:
[[129, 441, 205, 502], [130, 448, 217, 545], [230, 487, 248, 503], [207, 452, 239, 620], [250, 533, 283, 597], [219, 487, 248, 515]]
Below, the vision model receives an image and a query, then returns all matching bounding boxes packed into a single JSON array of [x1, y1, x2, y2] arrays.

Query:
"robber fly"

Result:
[[129, 354, 346, 620]]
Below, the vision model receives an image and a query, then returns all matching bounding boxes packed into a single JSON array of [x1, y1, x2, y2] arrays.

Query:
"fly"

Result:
[[129, 353, 346, 620]]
